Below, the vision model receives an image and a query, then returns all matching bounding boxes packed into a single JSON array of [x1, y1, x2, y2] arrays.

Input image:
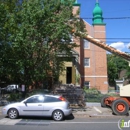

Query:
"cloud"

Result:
[[109, 42, 125, 51], [126, 43, 130, 49]]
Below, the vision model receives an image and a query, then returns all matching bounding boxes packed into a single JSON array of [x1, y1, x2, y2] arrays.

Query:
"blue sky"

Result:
[[78, 0, 130, 53]]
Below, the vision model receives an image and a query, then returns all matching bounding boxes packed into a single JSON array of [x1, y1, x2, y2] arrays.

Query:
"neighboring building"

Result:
[[59, 1, 108, 93]]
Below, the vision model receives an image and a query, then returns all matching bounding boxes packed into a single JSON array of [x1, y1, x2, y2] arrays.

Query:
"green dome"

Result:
[[93, 3, 102, 16], [92, 2, 105, 25], [74, 0, 77, 3]]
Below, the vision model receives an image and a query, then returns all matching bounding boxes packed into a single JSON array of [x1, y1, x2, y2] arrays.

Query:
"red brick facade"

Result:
[[73, 4, 108, 93]]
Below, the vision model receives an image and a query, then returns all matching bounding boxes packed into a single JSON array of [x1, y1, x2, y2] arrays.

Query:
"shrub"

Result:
[[7, 92, 22, 102], [83, 88, 104, 102]]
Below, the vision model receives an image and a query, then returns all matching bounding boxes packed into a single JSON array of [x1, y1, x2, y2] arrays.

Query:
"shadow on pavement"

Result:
[[14, 114, 75, 121], [65, 114, 75, 120]]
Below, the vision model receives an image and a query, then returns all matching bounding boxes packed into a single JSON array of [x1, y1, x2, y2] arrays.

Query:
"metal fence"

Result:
[[53, 85, 86, 108]]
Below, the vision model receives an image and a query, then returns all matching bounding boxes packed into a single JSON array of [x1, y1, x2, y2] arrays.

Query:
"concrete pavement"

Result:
[[72, 103, 114, 118], [74, 102, 130, 118]]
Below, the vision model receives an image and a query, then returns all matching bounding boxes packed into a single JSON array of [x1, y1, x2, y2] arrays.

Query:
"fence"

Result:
[[53, 84, 86, 108]]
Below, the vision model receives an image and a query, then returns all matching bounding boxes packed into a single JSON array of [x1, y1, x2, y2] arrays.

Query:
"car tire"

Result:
[[101, 95, 109, 107], [52, 110, 64, 121], [8, 108, 19, 119], [111, 99, 129, 115]]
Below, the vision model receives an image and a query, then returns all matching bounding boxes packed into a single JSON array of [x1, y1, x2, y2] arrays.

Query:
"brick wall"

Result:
[[73, 6, 108, 93]]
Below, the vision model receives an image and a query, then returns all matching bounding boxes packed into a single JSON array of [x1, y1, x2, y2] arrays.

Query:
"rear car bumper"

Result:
[[63, 109, 72, 116]]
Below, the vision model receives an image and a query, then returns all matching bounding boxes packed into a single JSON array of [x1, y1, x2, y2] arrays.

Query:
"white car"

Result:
[[2, 94, 72, 121], [1, 84, 20, 93]]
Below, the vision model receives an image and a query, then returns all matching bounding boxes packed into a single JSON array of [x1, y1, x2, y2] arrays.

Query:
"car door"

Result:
[[20, 95, 44, 116], [42, 96, 60, 116]]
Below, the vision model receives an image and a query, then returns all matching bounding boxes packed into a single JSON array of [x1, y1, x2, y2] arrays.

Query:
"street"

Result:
[[0, 111, 130, 130], [0, 103, 130, 130], [0, 116, 129, 130]]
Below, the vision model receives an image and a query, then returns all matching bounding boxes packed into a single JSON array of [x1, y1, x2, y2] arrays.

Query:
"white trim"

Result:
[[84, 66, 90, 68], [94, 31, 106, 32], [82, 76, 107, 78]]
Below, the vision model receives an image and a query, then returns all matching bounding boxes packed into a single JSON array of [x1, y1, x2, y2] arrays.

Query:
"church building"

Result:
[[59, 0, 108, 93]]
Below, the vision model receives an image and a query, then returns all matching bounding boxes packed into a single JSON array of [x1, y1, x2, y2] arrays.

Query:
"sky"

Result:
[[78, 0, 130, 53]]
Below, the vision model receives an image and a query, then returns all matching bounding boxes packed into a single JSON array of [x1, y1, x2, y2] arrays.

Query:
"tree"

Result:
[[107, 54, 118, 86], [0, 0, 20, 85], [113, 55, 128, 77], [0, 0, 83, 88], [125, 66, 130, 81], [107, 54, 129, 86]]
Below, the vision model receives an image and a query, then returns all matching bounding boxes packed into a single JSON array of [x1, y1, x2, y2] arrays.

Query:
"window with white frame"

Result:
[[84, 58, 90, 67], [84, 39, 89, 49], [84, 81, 90, 89]]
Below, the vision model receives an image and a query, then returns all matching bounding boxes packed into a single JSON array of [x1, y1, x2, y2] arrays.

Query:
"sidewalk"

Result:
[[72, 102, 129, 118], [72, 103, 113, 118]]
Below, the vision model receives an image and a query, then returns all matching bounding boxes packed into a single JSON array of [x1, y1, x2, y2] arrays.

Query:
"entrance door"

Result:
[[66, 67, 72, 84]]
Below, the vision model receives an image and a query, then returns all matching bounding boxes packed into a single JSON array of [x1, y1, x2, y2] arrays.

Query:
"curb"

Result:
[[86, 102, 100, 107], [89, 114, 130, 118]]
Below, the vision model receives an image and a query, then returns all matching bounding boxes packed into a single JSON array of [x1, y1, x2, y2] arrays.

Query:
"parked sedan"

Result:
[[2, 94, 72, 121]]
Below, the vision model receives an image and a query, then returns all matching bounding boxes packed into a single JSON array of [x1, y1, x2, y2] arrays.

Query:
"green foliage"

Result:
[[7, 92, 22, 102], [84, 88, 120, 102], [107, 54, 128, 86], [0, 0, 84, 87], [125, 66, 130, 80], [76, 73, 80, 84], [83, 88, 103, 102], [84, 88, 101, 95]]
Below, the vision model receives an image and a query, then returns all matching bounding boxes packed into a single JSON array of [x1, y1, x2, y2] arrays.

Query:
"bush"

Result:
[[83, 88, 104, 102], [7, 92, 22, 102]]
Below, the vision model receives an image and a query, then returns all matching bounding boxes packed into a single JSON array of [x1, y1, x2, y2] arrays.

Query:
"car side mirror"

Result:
[[24, 101, 27, 106]]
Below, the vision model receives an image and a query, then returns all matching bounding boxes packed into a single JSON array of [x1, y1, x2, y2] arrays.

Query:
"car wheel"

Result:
[[52, 110, 64, 121], [112, 99, 129, 115], [8, 108, 19, 119]]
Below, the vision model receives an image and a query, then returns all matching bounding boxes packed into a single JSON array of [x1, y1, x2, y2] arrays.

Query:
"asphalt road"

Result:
[[0, 103, 130, 130], [0, 116, 129, 130]]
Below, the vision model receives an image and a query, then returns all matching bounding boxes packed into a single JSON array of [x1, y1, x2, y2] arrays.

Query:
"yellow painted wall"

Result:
[[59, 62, 76, 84]]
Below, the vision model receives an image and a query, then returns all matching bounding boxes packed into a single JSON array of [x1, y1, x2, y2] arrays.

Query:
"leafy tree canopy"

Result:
[[0, 0, 85, 88], [107, 54, 129, 86]]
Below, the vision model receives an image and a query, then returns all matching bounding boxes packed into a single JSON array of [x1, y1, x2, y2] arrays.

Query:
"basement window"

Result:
[[84, 81, 90, 89]]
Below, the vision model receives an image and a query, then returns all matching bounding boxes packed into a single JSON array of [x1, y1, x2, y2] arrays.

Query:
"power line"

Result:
[[92, 38, 130, 39], [81, 17, 130, 19]]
